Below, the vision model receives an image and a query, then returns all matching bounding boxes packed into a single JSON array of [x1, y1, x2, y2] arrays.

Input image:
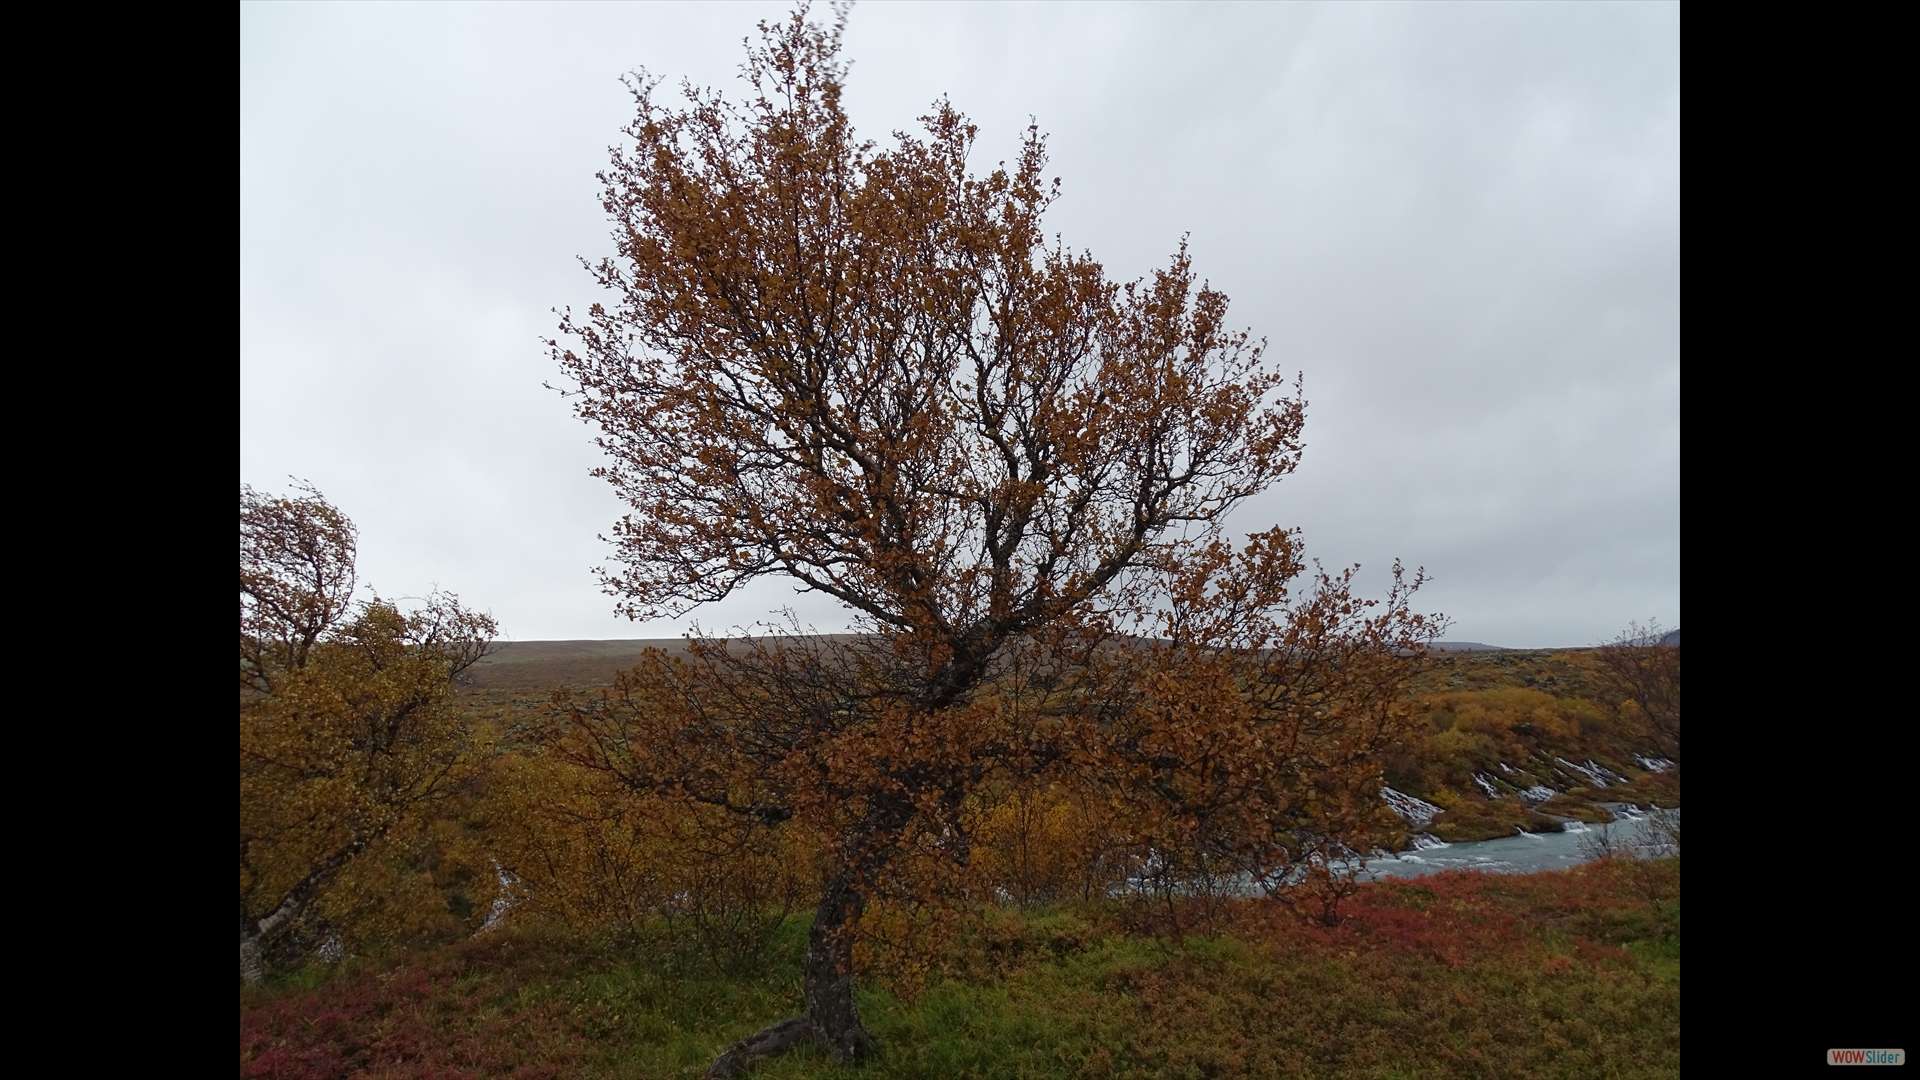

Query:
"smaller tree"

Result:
[[1575, 820, 1626, 863], [1593, 620, 1680, 762], [240, 484, 496, 984]]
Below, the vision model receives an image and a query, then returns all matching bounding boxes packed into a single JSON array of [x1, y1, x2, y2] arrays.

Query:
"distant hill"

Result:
[[465, 635, 864, 689], [467, 631, 1677, 690], [465, 638, 692, 689], [1430, 627, 1680, 653]]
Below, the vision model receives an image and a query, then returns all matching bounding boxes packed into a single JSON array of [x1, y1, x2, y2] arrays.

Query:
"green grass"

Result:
[[242, 860, 1679, 1079]]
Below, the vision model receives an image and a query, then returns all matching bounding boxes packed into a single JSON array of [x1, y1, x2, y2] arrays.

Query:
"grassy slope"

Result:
[[241, 859, 1679, 1080], [1386, 649, 1679, 844]]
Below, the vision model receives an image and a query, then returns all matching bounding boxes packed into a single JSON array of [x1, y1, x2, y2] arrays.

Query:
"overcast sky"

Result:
[[240, 1, 1678, 648]]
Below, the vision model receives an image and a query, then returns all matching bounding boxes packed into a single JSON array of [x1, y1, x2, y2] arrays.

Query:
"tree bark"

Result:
[[803, 870, 875, 1061], [706, 869, 874, 1078], [705, 1017, 817, 1079], [240, 926, 266, 988], [240, 837, 374, 985]]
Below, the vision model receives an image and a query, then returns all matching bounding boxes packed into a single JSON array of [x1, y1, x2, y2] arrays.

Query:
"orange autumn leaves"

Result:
[[539, 7, 1439, 1056], [245, 16, 1445, 1075]]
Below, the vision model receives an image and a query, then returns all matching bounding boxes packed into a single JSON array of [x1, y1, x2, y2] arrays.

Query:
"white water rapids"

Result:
[[1365, 806, 1680, 880]]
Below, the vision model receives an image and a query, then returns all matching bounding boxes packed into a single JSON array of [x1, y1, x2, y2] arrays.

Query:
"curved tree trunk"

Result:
[[240, 925, 267, 987], [707, 870, 874, 1078], [239, 843, 364, 987]]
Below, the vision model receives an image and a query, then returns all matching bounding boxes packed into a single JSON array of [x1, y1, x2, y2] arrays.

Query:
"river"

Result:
[[1360, 805, 1680, 880]]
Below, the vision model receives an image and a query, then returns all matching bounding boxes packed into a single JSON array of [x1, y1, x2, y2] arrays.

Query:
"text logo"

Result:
[[1829, 1049, 1906, 1066]]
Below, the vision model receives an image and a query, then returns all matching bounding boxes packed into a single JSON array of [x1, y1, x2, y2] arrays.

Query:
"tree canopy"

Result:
[[546, 6, 1439, 1071], [240, 484, 497, 985], [554, 8, 1304, 672]]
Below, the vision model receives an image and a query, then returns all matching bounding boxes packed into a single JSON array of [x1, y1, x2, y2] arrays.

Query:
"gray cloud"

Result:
[[241, 1, 1677, 647]]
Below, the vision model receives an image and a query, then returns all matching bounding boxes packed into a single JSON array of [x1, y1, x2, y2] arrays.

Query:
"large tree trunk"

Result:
[[707, 870, 874, 1078], [802, 871, 875, 1060]]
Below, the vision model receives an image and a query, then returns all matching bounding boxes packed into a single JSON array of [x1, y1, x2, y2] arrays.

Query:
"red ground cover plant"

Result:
[[240, 861, 1677, 1080], [239, 934, 600, 1080], [1080, 861, 1679, 1079]]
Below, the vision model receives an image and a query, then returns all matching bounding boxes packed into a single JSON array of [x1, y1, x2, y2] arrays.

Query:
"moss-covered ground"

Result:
[[241, 858, 1679, 1079]]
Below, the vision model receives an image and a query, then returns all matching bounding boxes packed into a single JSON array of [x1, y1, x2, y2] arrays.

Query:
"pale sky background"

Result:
[[240, 1, 1678, 648]]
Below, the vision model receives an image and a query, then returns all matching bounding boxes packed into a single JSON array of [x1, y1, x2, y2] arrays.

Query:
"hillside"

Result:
[[459, 638, 1679, 848], [1385, 646, 1679, 843]]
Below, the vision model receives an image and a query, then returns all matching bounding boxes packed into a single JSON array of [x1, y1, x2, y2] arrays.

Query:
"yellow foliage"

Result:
[[965, 783, 1124, 906], [482, 751, 815, 971], [240, 600, 495, 967], [240, 484, 497, 981], [1431, 727, 1497, 761]]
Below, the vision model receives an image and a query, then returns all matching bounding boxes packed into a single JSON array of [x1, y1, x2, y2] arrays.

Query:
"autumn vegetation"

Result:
[[241, 6, 1677, 1076], [240, 515, 1680, 1078], [1383, 643, 1680, 844], [241, 858, 1678, 1079], [241, 483, 499, 985]]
